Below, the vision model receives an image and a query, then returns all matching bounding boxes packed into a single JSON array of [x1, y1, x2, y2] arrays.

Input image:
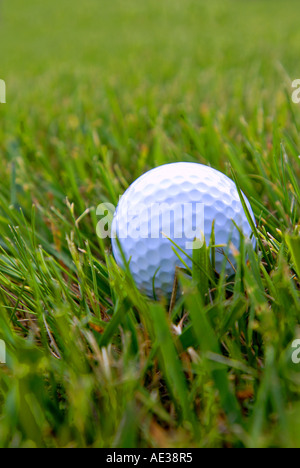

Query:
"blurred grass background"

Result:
[[1, 0, 299, 213], [0, 0, 299, 448]]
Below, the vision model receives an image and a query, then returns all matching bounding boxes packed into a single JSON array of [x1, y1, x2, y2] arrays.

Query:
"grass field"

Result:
[[0, 0, 300, 448]]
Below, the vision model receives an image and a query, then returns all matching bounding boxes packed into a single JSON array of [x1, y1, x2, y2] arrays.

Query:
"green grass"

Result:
[[0, 0, 300, 448]]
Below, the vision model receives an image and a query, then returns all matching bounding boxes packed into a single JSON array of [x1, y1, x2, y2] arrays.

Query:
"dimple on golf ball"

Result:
[[111, 162, 255, 297]]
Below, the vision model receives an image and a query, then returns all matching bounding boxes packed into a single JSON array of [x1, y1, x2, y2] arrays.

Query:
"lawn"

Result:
[[0, 0, 299, 448]]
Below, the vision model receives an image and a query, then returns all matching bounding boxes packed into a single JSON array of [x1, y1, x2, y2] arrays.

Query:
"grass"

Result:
[[0, 0, 299, 448]]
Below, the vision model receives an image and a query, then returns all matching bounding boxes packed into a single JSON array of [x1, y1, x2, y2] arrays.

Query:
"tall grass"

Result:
[[0, 0, 299, 448]]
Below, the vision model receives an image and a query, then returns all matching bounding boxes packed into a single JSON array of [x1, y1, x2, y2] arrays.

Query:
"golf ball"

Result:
[[111, 162, 255, 297]]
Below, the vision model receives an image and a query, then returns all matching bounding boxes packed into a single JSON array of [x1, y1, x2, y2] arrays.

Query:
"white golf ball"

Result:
[[111, 162, 255, 297]]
